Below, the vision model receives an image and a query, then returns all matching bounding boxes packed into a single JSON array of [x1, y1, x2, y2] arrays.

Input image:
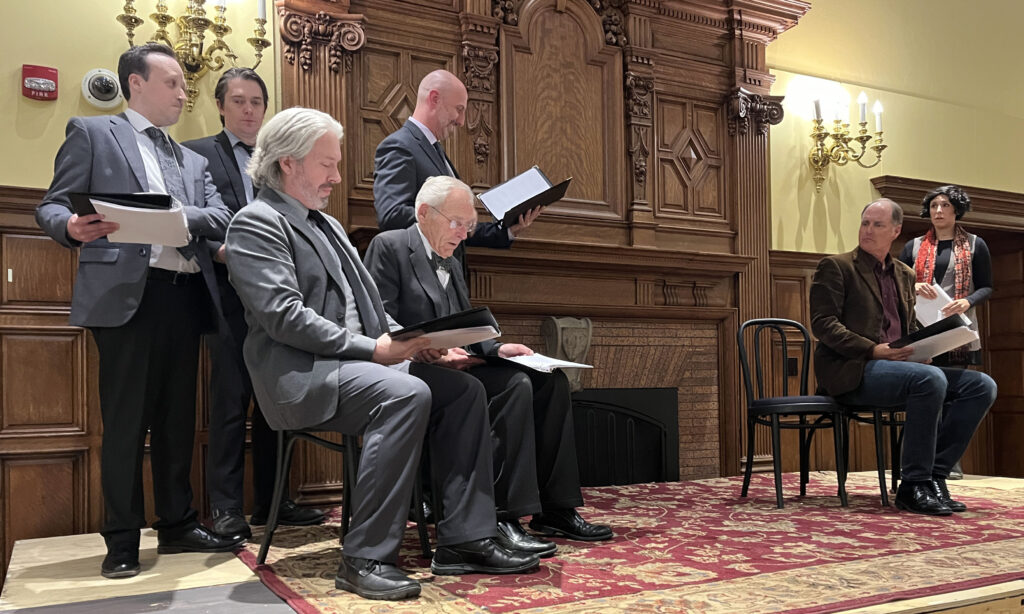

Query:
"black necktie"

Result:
[[144, 126, 195, 260], [431, 253, 454, 275], [308, 210, 385, 337], [433, 141, 452, 176], [238, 142, 254, 156]]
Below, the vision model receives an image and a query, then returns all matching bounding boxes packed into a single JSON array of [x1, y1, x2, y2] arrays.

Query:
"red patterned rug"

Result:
[[237, 473, 1024, 613]]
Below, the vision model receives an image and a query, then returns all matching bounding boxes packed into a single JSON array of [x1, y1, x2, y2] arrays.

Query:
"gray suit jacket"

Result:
[[224, 188, 399, 430], [372, 120, 511, 249], [364, 225, 500, 356], [35, 114, 231, 328]]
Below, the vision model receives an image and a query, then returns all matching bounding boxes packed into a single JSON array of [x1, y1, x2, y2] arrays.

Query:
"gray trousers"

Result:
[[314, 360, 497, 563]]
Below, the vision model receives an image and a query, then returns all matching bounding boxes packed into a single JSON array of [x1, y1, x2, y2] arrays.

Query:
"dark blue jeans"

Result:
[[838, 361, 996, 482]]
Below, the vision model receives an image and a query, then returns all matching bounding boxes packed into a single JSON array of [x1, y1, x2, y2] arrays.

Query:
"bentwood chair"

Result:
[[256, 430, 432, 564], [738, 319, 848, 508], [839, 406, 905, 506]]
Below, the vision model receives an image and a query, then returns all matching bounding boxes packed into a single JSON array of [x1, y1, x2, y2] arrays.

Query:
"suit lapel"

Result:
[[267, 192, 350, 293], [449, 258, 472, 311], [406, 226, 448, 316], [403, 121, 449, 177], [215, 131, 248, 209], [174, 139, 197, 205], [111, 114, 148, 191]]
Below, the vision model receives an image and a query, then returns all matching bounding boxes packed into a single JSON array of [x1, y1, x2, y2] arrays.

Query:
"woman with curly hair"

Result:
[[899, 185, 993, 478]]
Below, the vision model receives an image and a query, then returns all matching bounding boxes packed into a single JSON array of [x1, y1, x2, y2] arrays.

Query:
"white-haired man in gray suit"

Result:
[[224, 107, 539, 601]]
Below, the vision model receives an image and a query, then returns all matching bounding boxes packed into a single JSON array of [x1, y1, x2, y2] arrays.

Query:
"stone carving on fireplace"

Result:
[[540, 316, 593, 392]]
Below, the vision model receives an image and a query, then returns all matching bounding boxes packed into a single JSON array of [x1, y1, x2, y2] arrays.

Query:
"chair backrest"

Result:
[[737, 318, 813, 401]]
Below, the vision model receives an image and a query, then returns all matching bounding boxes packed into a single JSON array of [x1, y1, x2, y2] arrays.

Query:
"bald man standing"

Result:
[[372, 69, 539, 254]]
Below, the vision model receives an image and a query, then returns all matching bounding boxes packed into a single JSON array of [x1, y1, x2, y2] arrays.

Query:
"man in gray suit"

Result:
[[35, 43, 244, 580], [224, 107, 538, 601], [373, 69, 540, 255], [184, 68, 324, 540], [365, 176, 613, 555]]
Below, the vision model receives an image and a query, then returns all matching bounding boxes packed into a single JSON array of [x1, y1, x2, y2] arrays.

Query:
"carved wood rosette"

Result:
[[278, 7, 366, 74], [461, 12, 501, 188]]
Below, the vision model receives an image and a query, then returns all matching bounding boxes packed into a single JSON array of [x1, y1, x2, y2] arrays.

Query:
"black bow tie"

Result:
[[431, 253, 454, 274]]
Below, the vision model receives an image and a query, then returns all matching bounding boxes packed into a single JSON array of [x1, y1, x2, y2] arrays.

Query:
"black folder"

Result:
[[889, 314, 967, 349], [69, 192, 173, 217], [478, 166, 571, 228], [389, 306, 501, 341]]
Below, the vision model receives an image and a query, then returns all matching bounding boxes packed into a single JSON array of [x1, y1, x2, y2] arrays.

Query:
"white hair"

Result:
[[247, 107, 343, 191], [416, 175, 474, 210]]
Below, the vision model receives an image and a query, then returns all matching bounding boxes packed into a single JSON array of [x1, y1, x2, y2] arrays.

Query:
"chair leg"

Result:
[[798, 416, 810, 497], [832, 414, 848, 506], [257, 431, 298, 565], [741, 417, 757, 498], [872, 411, 889, 506], [889, 419, 901, 493], [770, 415, 784, 509], [341, 434, 359, 544], [411, 471, 432, 559]]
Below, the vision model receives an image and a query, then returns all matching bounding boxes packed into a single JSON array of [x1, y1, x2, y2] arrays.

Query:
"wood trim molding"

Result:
[[872, 175, 1024, 233], [0, 186, 45, 216]]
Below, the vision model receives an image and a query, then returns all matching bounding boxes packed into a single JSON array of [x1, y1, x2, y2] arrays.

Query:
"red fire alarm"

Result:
[[23, 65, 58, 101]]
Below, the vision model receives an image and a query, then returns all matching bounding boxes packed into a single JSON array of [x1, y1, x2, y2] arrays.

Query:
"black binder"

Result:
[[69, 192, 173, 217], [889, 314, 967, 349], [478, 166, 571, 227], [389, 306, 501, 341]]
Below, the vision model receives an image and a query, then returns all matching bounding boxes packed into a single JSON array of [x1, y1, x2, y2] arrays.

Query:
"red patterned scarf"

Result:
[[914, 225, 973, 361]]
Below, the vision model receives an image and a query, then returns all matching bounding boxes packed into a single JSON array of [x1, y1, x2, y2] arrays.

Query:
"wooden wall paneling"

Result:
[[499, 0, 626, 228]]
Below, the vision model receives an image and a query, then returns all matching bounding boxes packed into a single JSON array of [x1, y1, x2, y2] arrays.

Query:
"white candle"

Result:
[[258, 0, 266, 20], [857, 92, 868, 123], [214, 0, 225, 8], [813, 99, 822, 121], [873, 100, 883, 132]]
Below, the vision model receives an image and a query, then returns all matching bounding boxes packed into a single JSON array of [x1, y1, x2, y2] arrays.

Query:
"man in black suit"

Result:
[[35, 43, 244, 579], [373, 69, 540, 256], [184, 68, 324, 540], [365, 176, 612, 552]]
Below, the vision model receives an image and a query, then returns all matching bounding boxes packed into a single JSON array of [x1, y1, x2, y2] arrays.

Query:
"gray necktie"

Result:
[[144, 126, 195, 260]]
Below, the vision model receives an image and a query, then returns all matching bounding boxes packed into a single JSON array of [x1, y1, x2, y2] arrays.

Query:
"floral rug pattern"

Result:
[[237, 473, 1024, 613]]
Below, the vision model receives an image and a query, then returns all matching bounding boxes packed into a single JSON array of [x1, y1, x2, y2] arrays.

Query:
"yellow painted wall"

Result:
[[767, 0, 1024, 254], [0, 1, 277, 190]]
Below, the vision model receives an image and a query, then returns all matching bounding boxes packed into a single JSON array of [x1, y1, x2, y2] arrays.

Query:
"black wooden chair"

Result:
[[256, 429, 432, 564], [839, 406, 905, 506], [738, 319, 848, 508]]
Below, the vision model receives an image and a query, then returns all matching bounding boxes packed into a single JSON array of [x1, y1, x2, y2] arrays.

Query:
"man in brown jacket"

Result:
[[810, 199, 996, 516]]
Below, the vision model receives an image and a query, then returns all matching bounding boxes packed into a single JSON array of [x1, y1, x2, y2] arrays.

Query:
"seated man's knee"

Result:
[[913, 365, 948, 396]]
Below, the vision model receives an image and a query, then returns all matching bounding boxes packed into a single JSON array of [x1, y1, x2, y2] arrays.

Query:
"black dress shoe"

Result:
[[211, 508, 252, 540], [335, 555, 420, 601], [101, 551, 140, 579], [530, 508, 613, 541], [250, 500, 325, 526], [894, 481, 953, 516], [932, 476, 967, 512], [157, 525, 246, 554], [496, 520, 557, 558], [431, 538, 540, 575]]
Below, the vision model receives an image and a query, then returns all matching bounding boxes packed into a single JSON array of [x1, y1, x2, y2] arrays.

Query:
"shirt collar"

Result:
[[268, 187, 316, 218], [124, 108, 162, 135], [407, 117, 438, 145], [223, 128, 242, 148], [414, 223, 441, 260]]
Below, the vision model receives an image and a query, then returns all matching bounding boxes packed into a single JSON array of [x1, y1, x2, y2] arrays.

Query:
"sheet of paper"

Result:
[[914, 283, 971, 327], [92, 198, 189, 247], [417, 326, 499, 350], [906, 327, 979, 362], [501, 353, 593, 373], [478, 167, 550, 219]]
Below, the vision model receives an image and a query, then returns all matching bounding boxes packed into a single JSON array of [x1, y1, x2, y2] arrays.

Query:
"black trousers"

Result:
[[467, 366, 584, 519], [90, 276, 205, 552], [205, 307, 276, 513]]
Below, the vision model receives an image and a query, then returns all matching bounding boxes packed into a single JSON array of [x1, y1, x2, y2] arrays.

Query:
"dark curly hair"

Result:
[[920, 185, 971, 220]]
